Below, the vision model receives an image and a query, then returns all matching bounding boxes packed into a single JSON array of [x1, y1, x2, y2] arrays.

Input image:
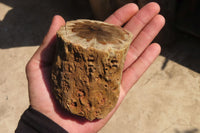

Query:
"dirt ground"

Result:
[[0, 1, 200, 133]]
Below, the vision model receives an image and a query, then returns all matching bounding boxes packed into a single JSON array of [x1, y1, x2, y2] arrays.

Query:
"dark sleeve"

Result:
[[15, 106, 68, 133]]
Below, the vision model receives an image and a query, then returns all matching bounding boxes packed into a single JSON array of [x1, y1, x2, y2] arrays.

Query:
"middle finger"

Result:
[[124, 2, 160, 37]]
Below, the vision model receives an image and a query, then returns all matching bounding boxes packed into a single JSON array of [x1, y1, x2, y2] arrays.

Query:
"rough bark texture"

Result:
[[51, 19, 133, 121]]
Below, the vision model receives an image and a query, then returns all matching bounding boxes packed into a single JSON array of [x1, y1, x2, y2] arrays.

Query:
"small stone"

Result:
[[51, 19, 133, 121]]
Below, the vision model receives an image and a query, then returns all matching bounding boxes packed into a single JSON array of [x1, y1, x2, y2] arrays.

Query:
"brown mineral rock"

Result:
[[51, 19, 133, 121]]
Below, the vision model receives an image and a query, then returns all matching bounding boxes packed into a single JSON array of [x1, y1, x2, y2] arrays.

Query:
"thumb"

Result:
[[31, 15, 65, 64], [42, 15, 66, 47]]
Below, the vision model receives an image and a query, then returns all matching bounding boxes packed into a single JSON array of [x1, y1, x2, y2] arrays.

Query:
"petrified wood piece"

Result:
[[51, 19, 133, 121]]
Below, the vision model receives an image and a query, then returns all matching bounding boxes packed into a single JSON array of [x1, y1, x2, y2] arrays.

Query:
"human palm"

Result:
[[26, 2, 165, 133]]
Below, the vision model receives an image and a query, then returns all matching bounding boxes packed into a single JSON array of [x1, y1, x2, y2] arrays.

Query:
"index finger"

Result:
[[105, 3, 139, 26]]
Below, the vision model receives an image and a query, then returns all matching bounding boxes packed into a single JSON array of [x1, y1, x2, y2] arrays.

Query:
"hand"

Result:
[[26, 2, 165, 133]]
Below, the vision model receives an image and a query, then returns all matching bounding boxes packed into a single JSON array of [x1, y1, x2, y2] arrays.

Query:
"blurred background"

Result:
[[0, 0, 200, 133]]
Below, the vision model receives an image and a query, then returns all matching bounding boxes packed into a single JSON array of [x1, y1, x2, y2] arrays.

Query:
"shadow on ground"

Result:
[[175, 128, 199, 133], [0, 0, 93, 48], [0, 0, 199, 73], [161, 30, 200, 73]]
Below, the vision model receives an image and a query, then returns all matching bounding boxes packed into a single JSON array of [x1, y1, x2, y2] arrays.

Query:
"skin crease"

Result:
[[26, 2, 165, 133]]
